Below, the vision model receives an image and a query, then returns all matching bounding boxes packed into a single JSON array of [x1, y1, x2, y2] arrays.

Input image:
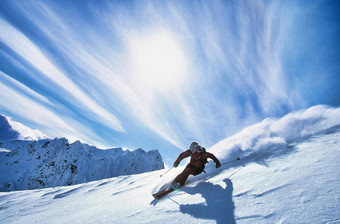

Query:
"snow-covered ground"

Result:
[[0, 105, 339, 223]]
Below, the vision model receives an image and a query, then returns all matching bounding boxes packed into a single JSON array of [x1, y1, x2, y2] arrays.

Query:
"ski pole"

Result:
[[160, 167, 174, 177], [221, 157, 240, 166]]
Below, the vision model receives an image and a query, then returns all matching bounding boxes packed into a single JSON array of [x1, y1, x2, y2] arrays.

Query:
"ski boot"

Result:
[[170, 181, 180, 190]]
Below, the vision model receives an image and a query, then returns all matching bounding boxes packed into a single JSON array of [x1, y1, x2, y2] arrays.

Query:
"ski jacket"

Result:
[[174, 150, 220, 171]]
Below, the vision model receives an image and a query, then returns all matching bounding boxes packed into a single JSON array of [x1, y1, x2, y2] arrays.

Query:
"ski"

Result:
[[152, 188, 175, 199]]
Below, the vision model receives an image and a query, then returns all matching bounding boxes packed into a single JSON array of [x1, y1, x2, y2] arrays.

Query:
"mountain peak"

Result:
[[0, 115, 20, 141], [0, 137, 164, 191]]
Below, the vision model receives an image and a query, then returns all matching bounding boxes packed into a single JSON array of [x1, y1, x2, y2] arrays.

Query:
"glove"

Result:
[[173, 162, 179, 168], [215, 162, 221, 168]]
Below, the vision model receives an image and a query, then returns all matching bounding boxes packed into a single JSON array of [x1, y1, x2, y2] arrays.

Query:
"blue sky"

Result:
[[0, 0, 339, 165]]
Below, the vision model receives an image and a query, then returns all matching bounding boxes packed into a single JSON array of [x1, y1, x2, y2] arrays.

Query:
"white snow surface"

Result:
[[0, 105, 339, 223]]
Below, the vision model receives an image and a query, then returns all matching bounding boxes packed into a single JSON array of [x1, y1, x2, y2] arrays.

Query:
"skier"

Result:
[[171, 141, 221, 189]]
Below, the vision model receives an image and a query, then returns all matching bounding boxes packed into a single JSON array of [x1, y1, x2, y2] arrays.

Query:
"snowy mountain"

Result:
[[0, 137, 164, 191], [0, 114, 20, 141], [0, 114, 46, 141], [0, 105, 339, 223]]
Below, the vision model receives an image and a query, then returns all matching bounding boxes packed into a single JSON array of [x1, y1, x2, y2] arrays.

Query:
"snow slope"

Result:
[[0, 105, 339, 223]]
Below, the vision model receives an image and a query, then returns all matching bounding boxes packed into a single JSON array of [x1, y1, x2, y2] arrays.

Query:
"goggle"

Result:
[[196, 147, 203, 153]]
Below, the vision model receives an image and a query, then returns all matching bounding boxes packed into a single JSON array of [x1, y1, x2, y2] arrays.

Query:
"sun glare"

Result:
[[128, 31, 189, 92]]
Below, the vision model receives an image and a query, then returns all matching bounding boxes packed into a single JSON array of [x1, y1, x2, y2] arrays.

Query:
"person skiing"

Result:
[[171, 141, 221, 189]]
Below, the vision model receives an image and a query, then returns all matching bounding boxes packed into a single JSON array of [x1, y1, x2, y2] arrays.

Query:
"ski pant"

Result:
[[173, 164, 203, 186]]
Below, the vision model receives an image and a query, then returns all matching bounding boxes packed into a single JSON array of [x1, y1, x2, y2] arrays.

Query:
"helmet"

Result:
[[189, 141, 200, 153]]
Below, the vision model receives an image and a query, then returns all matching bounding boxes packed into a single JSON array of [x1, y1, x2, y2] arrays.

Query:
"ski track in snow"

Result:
[[250, 184, 290, 198], [53, 186, 83, 199]]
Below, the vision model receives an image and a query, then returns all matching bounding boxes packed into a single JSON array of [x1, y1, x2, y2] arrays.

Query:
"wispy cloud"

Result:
[[0, 72, 109, 146], [7, 116, 47, 140], [1, 0, 334, 156], [0, 17, 124, 133]]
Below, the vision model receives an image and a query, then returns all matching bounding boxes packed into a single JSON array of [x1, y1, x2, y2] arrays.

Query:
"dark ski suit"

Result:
[[173, 149, 221, 186]]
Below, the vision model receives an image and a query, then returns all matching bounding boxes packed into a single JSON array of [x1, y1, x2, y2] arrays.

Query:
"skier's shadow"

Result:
[[180, 178, 236, 224]]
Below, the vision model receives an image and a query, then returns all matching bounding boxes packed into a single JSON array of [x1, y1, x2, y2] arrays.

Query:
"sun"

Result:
[[128, 30, 189, 92]]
